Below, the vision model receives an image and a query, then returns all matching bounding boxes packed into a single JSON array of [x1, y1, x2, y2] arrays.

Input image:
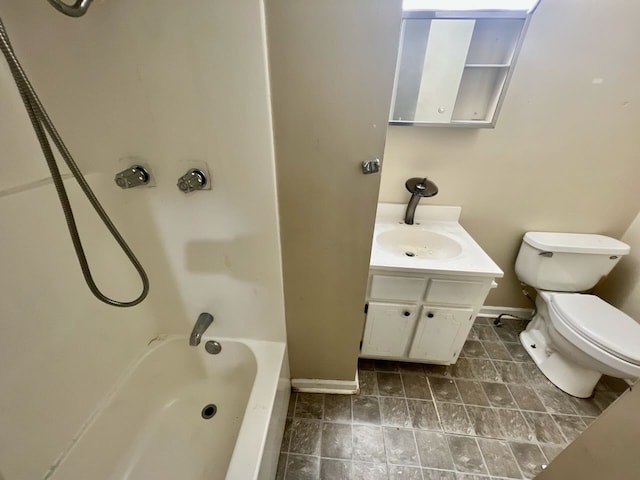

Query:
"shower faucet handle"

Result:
[[177, 169, 208, 193], [114, 165, 150, 189]]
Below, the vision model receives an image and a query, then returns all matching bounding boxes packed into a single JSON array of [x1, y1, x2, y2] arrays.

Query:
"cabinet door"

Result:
[[408, 307, 472, 363], [361, 303, 418, 358]]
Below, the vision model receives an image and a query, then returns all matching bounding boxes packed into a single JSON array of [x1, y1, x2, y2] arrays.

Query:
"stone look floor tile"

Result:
[[358, 370, 379, 396], [358, 358, 375, 371], [324, 394, 352, 423], [552, 414, 587, 443], [399, 363, 426, 374], [402, 372, 432, 399], [569, 395, 603, 417], [536, 387, 579, 415], [521, 411, 565, 445], [430, 376, 462, 402], [285, 454, 320, 480], [283, 327, 624, 480], [437, 402, 475, 435], [352, 425, 386, 463], [509, 441, 547, 478], [449, 358, 476, 379], [540, 444, 564, 463], [352, 462, 388, 480], [465, 406, 504, 439], [476, 437, 521, 479], [493, 361, 528, 384], [381, 397, 412, 427], [446, 435, 487, 475], [504, 342, 532, 362], [481, 382, 517, 408], [375, 360, 400, 372], [507, 384, 546, 412], [424, 364, 454, 377], [407, 399, 441, 431], [482, 341, 513, 361], [415, 430, 455, 470], [383, 426, 420, 465], [461, 340, 488, 359], [388, 464, 423, 480], [321, 422, 352, 459], [289, 419, 322, 455], [495, 408, 536, 442], [494, 326, 520, 343], [295, 393, 324, 419], [422, 469, 457, 480], [377, 372, 406, 396], [469, 359, 501, 383], [473, 325, 501, 342], [320, 458, 350, 480], [352, 396, 381, 425], [455, 379, 491, 407]]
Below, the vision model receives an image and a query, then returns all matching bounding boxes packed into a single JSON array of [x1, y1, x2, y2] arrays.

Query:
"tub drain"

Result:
[[405, 251, 415, 257], [201, 404, 217, 419]]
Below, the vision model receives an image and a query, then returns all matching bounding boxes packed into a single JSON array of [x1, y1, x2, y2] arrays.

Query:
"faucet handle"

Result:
[[177, 169, 208, 193], [114, 165, 150, 189]]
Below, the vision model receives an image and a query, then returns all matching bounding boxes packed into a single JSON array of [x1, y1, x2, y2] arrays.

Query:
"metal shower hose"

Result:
[[0, 17, 149, 307]]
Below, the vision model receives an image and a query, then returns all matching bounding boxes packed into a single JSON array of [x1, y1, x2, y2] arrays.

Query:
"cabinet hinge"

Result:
[[364, 303, 369, 314]]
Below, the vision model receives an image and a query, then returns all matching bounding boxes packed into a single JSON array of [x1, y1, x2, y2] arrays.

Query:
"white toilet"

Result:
[[515, 232, 640, 398]]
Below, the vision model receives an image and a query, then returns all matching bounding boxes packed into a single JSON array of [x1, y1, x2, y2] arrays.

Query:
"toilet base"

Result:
[[520, 330, 601, 398]]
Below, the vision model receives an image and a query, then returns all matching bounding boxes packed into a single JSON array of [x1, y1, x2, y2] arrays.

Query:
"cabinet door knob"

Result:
[[427, 312, 434, 318], [403, 311, 411, 317]]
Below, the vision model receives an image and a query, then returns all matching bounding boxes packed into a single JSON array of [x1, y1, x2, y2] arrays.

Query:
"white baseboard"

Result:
[[479, 306, 534, 320], [291, 372, 359, 395]]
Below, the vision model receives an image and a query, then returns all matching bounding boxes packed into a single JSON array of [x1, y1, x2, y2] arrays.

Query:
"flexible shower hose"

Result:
[[0, 17, 149, 307]]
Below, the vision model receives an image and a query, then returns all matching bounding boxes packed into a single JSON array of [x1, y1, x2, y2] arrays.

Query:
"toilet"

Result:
[[515, 232, 640, 398]]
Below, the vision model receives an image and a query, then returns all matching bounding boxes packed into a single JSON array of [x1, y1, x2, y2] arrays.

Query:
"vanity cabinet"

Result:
[[360, 271, 494, 364]]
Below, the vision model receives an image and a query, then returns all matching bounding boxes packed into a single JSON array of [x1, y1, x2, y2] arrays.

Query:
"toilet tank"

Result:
[[515, 232, 630, 292]]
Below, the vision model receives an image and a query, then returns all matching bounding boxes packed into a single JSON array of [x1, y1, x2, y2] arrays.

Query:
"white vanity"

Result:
[[360, 203, 503, 364]]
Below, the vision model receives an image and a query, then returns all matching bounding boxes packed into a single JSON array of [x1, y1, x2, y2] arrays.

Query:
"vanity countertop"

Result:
[[370, 203, 504, 278]]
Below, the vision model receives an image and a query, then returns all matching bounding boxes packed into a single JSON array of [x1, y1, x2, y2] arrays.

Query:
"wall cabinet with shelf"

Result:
[[360, 271, 496, 364], [390, 2, 539, 127]]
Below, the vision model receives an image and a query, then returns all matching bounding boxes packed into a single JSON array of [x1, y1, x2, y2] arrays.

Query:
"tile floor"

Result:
[[277, 317, 628, 480]]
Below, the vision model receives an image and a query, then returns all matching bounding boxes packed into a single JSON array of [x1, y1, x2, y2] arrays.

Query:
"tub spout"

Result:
[[190, 312, 214, 346]]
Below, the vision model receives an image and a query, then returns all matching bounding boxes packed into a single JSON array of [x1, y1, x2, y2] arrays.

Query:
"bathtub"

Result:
[[47, 335, 290, 480]]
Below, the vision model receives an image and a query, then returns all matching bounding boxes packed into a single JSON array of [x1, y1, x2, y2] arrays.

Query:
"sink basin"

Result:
[[376, 228, 463, 260]]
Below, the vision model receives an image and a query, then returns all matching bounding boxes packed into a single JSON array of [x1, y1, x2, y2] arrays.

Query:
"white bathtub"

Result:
[[48, 335, 290, 480]]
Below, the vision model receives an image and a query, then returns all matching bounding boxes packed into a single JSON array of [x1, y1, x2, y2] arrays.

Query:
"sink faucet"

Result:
[[189, 312, 214, 346], [404, 177, 438, 225]]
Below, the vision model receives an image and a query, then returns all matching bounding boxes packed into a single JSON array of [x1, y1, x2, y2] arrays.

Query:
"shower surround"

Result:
[[0, 1, 287, 478]]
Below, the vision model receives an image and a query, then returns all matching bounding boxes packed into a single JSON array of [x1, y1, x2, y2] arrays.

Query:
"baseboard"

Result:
[[291, 372, 359, 395], [479, 306, 535, 320]]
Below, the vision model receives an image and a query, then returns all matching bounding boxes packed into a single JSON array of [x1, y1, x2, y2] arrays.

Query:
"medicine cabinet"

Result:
[[390, 0, 540, 127]]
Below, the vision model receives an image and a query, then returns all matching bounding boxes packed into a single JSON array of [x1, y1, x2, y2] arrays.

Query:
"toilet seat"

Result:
[[548, 293, 640, 366]]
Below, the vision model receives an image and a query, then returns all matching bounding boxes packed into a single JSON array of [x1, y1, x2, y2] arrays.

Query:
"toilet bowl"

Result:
[[515, 231, 637, 398], [520, 291, 640, 397]]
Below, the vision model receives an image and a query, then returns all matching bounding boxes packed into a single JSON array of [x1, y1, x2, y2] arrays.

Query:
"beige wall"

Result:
[[380, 0, 640, 307], [266, 0, 402, 380], [598, 211, 640, 320]]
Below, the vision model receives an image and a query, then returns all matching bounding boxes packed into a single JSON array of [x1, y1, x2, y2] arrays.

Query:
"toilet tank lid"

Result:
[[523, 232, 630, 255]]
